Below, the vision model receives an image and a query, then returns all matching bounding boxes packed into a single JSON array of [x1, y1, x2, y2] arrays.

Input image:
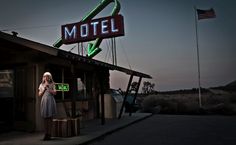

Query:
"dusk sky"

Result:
[[1, 0, 236, 91]]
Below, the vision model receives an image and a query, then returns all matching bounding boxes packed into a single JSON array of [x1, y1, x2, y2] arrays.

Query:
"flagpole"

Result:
[[194, 6, 202, 108]]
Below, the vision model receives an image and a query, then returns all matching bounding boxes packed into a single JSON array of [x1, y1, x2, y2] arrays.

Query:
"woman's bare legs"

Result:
[[43, 118, 52, 140]]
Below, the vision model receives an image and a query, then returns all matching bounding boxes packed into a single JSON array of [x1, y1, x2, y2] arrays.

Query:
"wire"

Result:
[[119, 38, 132, 70], [69, 45, 77, 52], [111, 38, 114, 64], [0, 24, 60, 32], [114, 37, 117, 65], [104, 39, 110, 62]]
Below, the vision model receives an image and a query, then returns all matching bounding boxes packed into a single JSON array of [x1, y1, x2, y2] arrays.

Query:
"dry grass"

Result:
[[141, 91, 236, 115]]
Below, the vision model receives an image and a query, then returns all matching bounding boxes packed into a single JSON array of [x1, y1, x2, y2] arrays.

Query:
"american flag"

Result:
[[197, 8, 216, 20]]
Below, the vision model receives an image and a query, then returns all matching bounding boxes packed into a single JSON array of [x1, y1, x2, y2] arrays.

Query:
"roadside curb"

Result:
[[80, 113, 153, 145]]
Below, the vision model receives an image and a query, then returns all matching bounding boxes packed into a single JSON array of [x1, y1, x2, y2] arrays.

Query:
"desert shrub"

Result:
[[203, 103, 236, 115], [141, 95, 158, 113], [141, 93, 236, 115], [203, 94, 229, 105], [141, 94, 197, 114], [229, 93, 236, 103], [160, 101, 178, 114]]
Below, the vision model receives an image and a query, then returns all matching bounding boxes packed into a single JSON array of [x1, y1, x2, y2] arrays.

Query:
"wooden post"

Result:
[[99, 71, 105, 125], [118, 74, 133, 119], [71, 64, 77, 118], [129, 77, 142, 116]]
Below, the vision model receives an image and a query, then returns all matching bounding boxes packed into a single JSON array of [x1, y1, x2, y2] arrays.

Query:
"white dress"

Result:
[[39, 83, 57, 118]]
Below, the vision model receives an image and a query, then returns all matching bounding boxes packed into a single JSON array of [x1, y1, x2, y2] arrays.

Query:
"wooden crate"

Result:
[[71, 118, 80, 136], [52, 118, 80, 137]]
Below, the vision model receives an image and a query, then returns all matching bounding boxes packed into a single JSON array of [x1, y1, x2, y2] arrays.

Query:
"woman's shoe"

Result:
[[43, 134, 51, 141]]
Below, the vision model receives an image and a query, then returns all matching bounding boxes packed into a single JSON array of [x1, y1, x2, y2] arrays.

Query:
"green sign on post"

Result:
[[55, 83, 70, 91]]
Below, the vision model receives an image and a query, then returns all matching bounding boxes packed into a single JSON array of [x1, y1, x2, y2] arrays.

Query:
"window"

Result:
[[0, 70, 14, 98], [77, 78, 86, 100]]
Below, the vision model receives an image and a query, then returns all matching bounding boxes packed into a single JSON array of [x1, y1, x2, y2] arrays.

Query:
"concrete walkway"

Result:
[[0, 113, 152, 145]]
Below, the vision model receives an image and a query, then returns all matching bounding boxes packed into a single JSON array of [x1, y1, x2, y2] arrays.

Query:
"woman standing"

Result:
[[38, 72, 57, 140]]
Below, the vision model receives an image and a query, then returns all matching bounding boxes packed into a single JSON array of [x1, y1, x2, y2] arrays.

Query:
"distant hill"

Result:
[[157, 88, 209, 94], [156, 80, 236, 94], [211, 80, 236, 92], [225, 80, 236, 91]]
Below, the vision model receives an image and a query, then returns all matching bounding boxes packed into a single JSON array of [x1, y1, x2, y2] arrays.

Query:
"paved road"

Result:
[[89, 115, 236, 145]]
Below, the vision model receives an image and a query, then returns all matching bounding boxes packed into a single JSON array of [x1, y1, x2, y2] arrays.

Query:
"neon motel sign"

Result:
[[61, 14, 124, 44]]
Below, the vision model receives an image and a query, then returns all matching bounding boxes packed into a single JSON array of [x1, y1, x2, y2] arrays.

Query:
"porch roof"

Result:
[[0, 31, 151, 79]]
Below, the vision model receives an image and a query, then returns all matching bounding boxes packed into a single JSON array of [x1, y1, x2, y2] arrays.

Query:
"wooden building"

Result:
[[0, 31, 151, 132]]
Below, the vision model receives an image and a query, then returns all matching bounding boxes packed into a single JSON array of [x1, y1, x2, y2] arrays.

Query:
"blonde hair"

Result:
[[42, 72, 54, 83]]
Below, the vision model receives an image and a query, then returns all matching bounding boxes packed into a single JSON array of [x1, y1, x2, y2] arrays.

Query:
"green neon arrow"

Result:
[[85, 0, 120, 58], [53, 0, 121, 58], [87, 42, 102, 58]]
